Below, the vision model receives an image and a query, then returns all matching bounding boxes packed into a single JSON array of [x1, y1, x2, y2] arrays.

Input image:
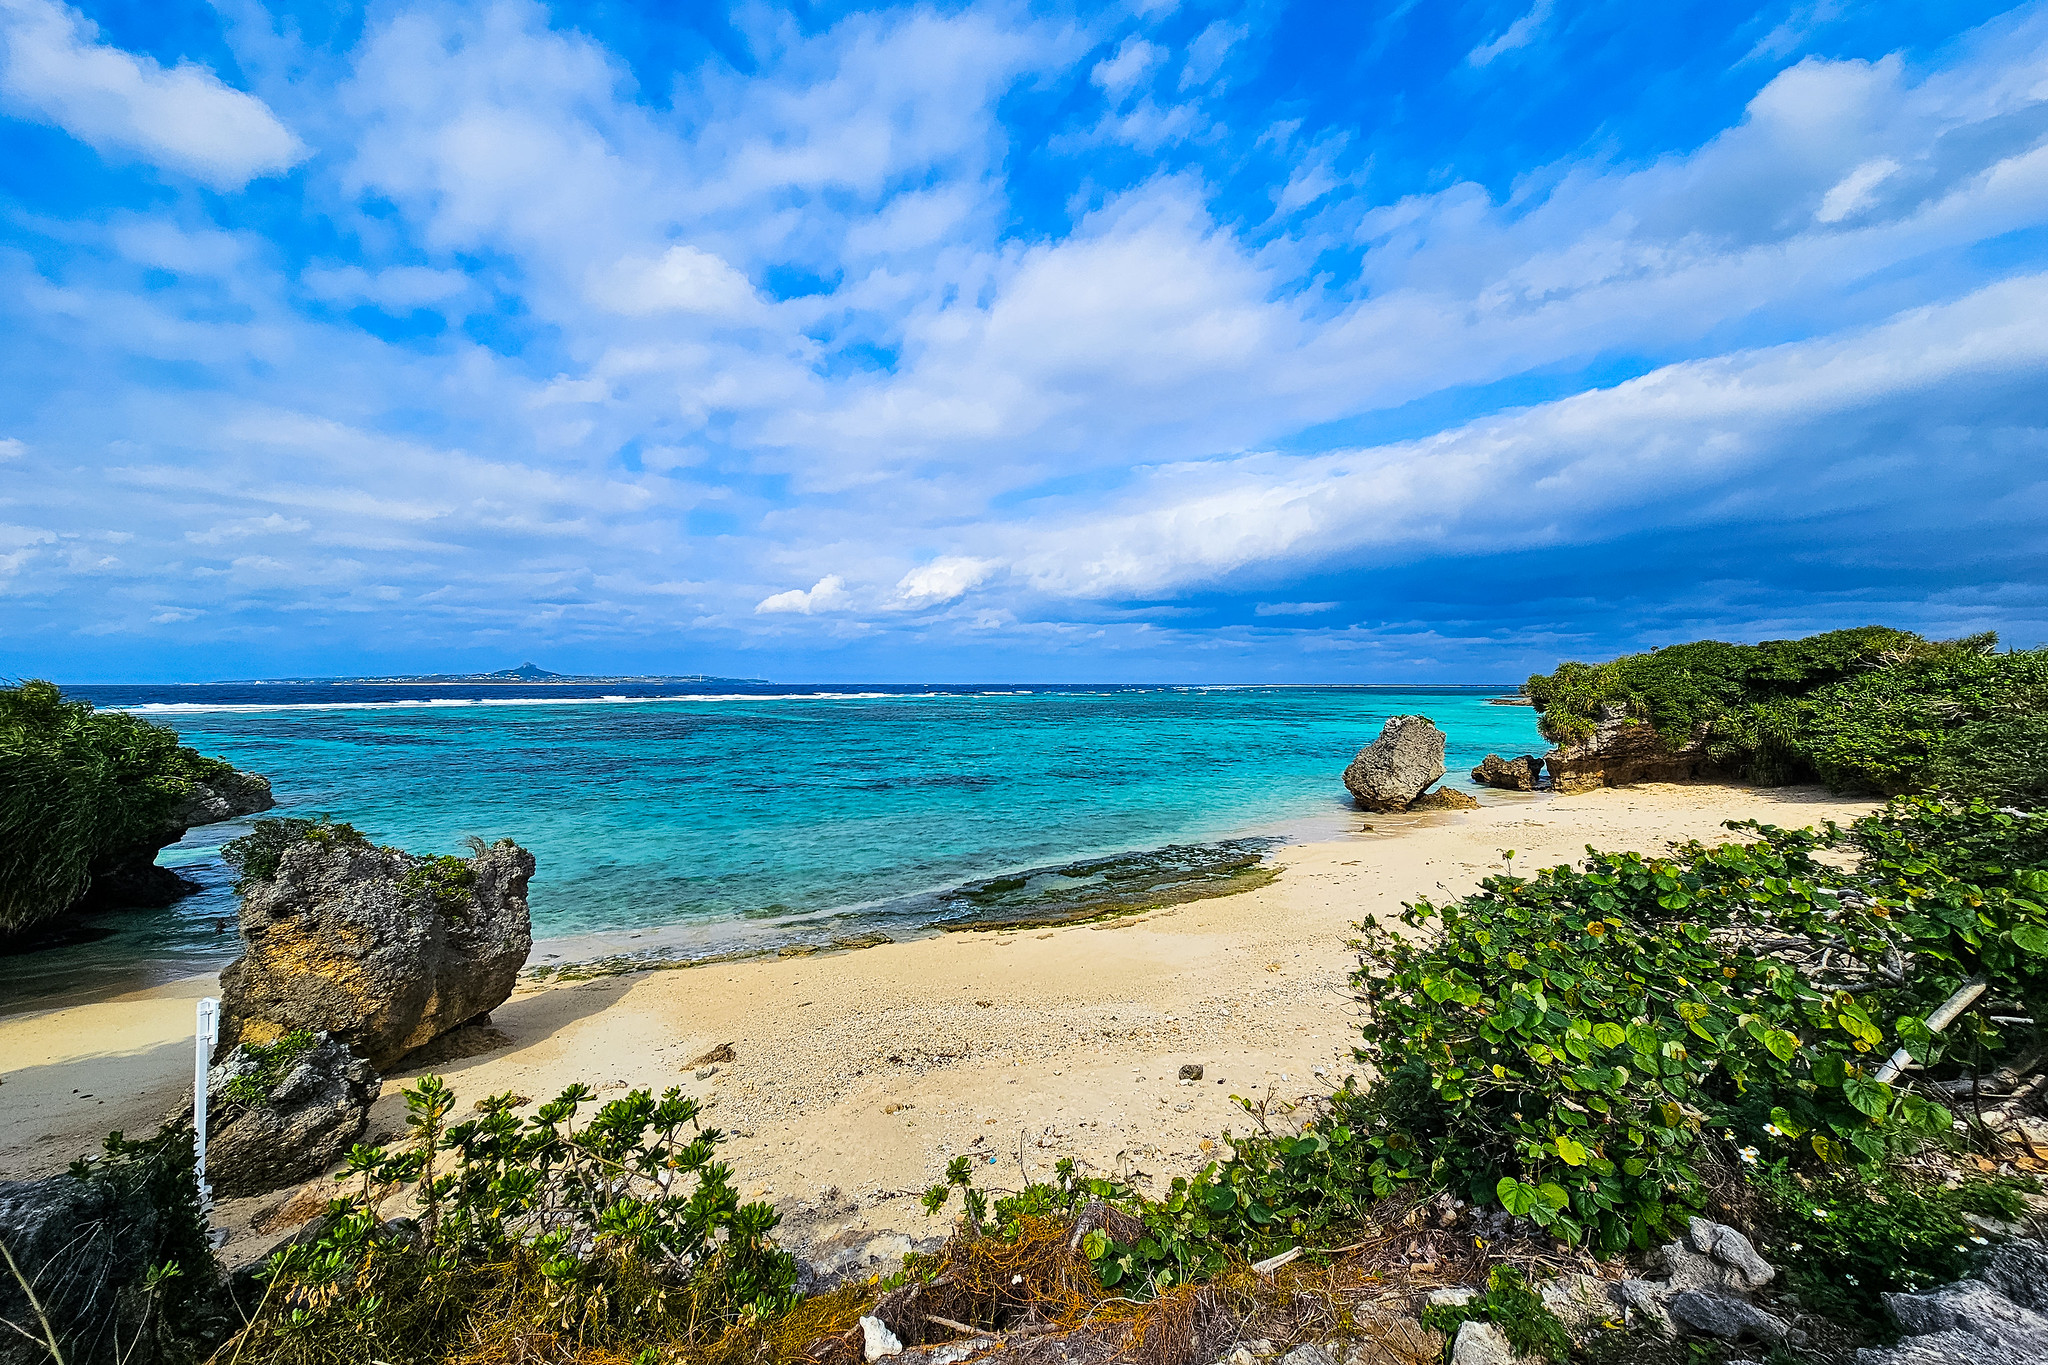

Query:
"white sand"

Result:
[[0, 783, 1877, 1261]]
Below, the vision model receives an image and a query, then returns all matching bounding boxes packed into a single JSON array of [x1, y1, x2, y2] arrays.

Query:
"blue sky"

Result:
[[2, 0, 2045, 683]]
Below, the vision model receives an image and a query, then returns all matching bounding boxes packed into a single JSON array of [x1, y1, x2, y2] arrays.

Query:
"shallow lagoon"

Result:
[[4, 683, 1545, 1007]]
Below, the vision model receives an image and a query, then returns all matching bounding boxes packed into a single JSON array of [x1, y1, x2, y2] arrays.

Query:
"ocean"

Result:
[[3, 683, 1546, 1009]]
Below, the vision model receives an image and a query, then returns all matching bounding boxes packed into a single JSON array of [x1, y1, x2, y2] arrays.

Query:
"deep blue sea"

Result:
[[4, 683, 1546, 1008]]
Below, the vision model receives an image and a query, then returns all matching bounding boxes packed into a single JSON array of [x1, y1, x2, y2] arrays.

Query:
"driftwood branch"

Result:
[[1875, 977, 1988, 1085]]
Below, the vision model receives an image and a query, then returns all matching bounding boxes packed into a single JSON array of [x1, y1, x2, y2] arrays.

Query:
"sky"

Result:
[[2, 0, 2046, 684]]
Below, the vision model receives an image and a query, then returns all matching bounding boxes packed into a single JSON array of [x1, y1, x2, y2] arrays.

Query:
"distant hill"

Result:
[[231, 662, 771, 685]]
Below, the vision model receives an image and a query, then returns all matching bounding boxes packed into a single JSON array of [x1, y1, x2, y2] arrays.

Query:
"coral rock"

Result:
[[1342, 716, 1447, 812], [1471, 754, 1543, 791], [202, 1032, 380, 1198], [1542, 706, 1721, 794], [220, 840, 533, 1069]]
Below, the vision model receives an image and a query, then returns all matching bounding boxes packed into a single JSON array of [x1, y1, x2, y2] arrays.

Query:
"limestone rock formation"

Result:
[[220, 837, 534, 1069], [1471, 754, 1543, 791], [78, 769, 275, 911], [1342, 716, 1447, 811], [1542, 705, 1721, 794], [1605, 1219, 1784, 1343], [203, 1032, 380, 1198], [1410, 786, 1480, 810]]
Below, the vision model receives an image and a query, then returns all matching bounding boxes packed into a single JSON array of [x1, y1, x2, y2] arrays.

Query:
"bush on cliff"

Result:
[[0, 680, 233, 938], [1525, 627, 2048, 796], [223, 1074, 798, 1365]]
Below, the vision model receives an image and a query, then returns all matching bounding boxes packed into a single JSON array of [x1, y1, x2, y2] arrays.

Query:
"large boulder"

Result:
[[1865, 1245, 2048, 1364], [1543, 706, 1721, 794], [1343, 716, 1447, 811], [202, 1031, 380, 1198], [78, 770, 275, 911], [1471, 754, 1543, 791], [220, 836, 534, 1069]]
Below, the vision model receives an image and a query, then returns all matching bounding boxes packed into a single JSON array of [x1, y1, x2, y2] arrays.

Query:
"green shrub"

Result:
[[400, 853, 477, 916], [220, 818, 371, 890], [219, 1028, 319, 1109], [226, 1074, 798, 1365], [1524, 627, 1916, 747], [0, 680, 232, 936], [1752, 1163, 2033, 1324], [1523, 628, 2048, 799]]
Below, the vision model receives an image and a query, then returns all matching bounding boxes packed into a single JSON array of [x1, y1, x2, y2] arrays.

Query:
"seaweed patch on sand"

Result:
[[931, 838, 1281, 932]]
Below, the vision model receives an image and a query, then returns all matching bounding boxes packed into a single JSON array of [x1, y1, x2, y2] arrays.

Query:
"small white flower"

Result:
[[1722, 1128, 1736, 1140], [1845, 1275, 1859, 1285], [1789, 1243, 1803, 1252], [1763, 1123, 1784, 1137], [1739, 1146, 1759, 1164], [1971, 1236, 1989, 1245], [1813, 1208, 1831, 1219]]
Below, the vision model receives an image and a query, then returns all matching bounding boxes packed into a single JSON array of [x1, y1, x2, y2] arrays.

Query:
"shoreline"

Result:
[[0, 782, 1881, 1271], [0, 782, 1479, 1016]]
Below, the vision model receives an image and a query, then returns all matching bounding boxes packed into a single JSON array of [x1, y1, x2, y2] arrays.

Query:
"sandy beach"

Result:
[[0, 782, 1878, 1266]]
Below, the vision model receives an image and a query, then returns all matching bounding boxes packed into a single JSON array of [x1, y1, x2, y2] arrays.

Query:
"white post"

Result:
[[195, 997, 219, 1225]]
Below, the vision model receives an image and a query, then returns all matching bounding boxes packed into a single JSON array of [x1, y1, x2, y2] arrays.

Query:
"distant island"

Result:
[[225, 662, 771, 686]]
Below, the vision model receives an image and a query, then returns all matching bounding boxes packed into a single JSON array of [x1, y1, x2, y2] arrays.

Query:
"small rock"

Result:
[[1179, 1063, 1205, 1081], [861, 1315, 903, 1361], [1409, 786, 1481, 810], [1684, 1217, 1776, 1291], [1667, 1290, 1789, 1342], [1540, 1272, 1625, 1332], [1277, 1346, 1336, 1365], [696, 1066, 719, 1080], [1427, 1287, 1479, 1308], [1449, 1320, 1535, 1365], [200, 1032, 380, 1198], [1471, 754, 1543, 791]]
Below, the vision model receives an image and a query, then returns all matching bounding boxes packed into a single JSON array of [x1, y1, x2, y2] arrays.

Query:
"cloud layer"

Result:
[[2, 0, 2046, 681]]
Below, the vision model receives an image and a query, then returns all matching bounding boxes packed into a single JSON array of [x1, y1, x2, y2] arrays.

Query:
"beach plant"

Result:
[[1747, 1160, 2033, 1326], [1314, 795, 2048, 1253], [218, 1028, 320, 1110], [219, 819, 371, 891], [0, 680, 233, 938], [1416, 1266, 1571, 1363], [226, 1074, 798, 1365]]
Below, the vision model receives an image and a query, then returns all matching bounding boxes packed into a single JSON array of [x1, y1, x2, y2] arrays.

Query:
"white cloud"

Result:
[[302, 264, 470, 311], [1255, 601, 1338, 616], [756, 575, 850, 614], [892, 556, 994, 607], [592, 246, 761, 318], [0, 437, 24, 461], [150, 606, 200, 623], [1002, 274, 2048, 598], [1468, 0, 1555, 67], [1092, 37, 1160, 100], [0, 0, 305, 189], [1815, 156, 1902, 223], [184, 514, 312, 546]]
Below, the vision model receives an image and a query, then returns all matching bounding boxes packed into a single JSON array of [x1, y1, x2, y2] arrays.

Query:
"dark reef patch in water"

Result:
[[929, 837, 1281, 931]]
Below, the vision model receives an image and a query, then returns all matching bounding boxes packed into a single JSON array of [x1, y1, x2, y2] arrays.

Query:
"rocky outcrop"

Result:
[[1859, 1241, 2048, 1364], [1542, 706, 1722, 794], [1343, 716, 1448, 811], [0, 1148, 218, 1365], [1410, 786, 1480, 810], [220, 838, 533, 1070], [202, 1032, 380, 1198], [77, 769, 276, 912], [1471, 754, 1543, 791]]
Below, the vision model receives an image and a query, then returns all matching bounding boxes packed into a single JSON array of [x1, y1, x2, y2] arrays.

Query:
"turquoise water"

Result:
[[5, 685, 1545, 1007]]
